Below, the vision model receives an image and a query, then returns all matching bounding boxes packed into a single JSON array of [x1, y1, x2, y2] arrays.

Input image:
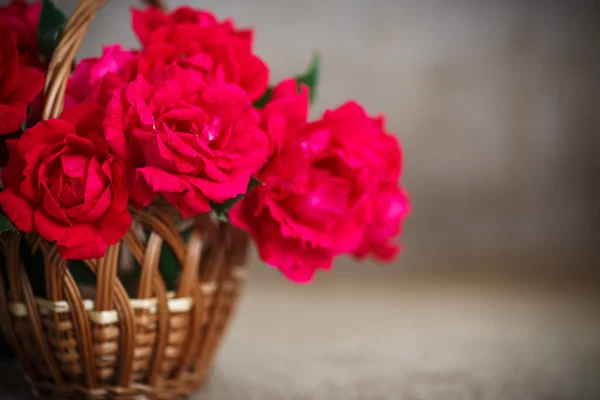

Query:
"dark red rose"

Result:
[[0, 27, 44, 136], [0, 136, 8, 168], [131, 6, 269, 101], [231, 83, 409, 282], [0, 103, 132, 259], [103, 65, 270, 217], [0, 1, 40, 57]]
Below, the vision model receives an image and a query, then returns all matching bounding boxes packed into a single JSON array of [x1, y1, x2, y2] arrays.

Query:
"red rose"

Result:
[[104, 65, 269, 217], [0, 28, 44, 136], [131, 6, 269, 101], [231, 86, 408, 282], [0, 0, 40, 57], [0, 103, 132, 259]]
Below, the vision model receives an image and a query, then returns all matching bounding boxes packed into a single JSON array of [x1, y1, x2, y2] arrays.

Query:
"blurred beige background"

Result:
[[2, 1, 599, 399], [58, 0, 600, 272]]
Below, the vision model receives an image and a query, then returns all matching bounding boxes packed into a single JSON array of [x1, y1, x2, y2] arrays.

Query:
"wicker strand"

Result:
[[0, 254, 38, 381], [12, 236, 66, 386]]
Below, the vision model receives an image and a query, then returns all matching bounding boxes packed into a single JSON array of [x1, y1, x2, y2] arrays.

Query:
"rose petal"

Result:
[[0, 101, 28, 135], [0, 32, 19, 98], [13, 65, 44, 103], [0, 187, 34, 231], [97, 207, 132, 245], [77, 186, 111, 222], [17, 119, 74, 155], [180, 188, 211, 217], [61, 102, 104, 134], [60, 223, 98, 249], [186, 170, 249, 203], [84, 157, 108, 201], [58, 240, 106, 260], [61, 154, 89, 179], [33, 208, 67, 243], [103, 92, 129, 161]]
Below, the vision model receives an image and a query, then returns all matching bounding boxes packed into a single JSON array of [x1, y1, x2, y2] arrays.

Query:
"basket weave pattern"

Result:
[[0, 0, 249, 399], [0, 212, 248, 399]]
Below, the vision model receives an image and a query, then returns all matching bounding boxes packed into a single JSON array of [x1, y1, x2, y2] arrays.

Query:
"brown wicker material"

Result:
[[0, 0, 248, 399]]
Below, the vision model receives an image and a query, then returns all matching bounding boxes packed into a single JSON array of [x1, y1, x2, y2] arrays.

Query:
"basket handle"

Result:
[[40, 0, 167, 311], [42, 0, 166, 121]]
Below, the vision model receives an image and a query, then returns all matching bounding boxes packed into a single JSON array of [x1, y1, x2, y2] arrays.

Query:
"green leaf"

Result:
[[158, 228, 192, 291], [253, 87, 273, 109], [21, 104, 32, 132], [68, 260, 97, 287], [210, 177, 262, 222], [0, 213, 17, 234], [296, 52, 321, 103], [254, 52, 321, 108], [37, 0, 67, 62]]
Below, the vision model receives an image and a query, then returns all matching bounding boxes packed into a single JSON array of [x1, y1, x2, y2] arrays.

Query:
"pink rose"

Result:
[[353, 185, 410, 261], [231, 84, 408, 282], [131, 6, 269, 101], [132, 6, 230, 46], [258, 79, 309, 157], [104, 65, 270, 217], [348, 111, 410, 261], [0, 103, 132, 259], [66, 45, 137, 109]]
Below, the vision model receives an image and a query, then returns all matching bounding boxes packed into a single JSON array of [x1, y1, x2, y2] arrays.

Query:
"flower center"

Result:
[[200, 118, 221, 142]]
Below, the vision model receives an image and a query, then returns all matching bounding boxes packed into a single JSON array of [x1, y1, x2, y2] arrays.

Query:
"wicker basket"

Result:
[[0, 0, 250, 398]]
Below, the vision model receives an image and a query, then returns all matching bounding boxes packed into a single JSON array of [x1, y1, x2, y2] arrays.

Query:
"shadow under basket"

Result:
[[0, 210, 249, 400]]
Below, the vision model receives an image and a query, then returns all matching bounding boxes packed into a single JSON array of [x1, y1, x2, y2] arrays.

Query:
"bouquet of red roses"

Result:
[[0, 0, 409, 283]]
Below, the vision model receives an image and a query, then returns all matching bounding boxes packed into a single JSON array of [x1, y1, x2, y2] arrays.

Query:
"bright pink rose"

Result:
[[353, 185, 410, 261], [259, 79, 309, 157], [231, 86, 408, 282], [104, 65, 270, 217], [0, 1, 40, 56], [66, 45, 137, 109], [349, 111, 410, 261], [131, 6, 269, 101], [0, 28, 44, 136], [133, 6, 229, 46], [0, 103, 132, 259]]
